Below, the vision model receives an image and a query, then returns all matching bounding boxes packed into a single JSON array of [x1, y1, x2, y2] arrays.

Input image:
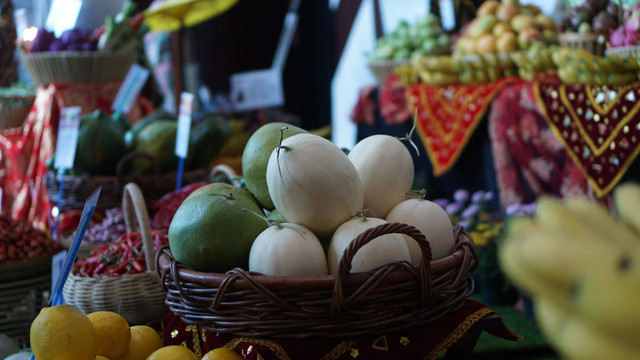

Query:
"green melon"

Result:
[[241, 122, 306, 210], [168, 182, 267, 272]]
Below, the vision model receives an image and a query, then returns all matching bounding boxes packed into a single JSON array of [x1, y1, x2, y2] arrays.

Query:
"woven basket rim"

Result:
[[156, 224, 473, 290], [558, 32, 600, 41], [20, 49, 137, 60]]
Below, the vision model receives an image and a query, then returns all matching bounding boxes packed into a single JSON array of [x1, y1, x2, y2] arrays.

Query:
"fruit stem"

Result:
[[354, 209, 374, 220], [276, 126, 290, 186], [396, 108, 420, 157], [242, 208, 280, 228], [403, 188, 427, 200]]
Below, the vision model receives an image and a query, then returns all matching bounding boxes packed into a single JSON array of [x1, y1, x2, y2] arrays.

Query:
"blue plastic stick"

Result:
[[49, 186, 101, 307], [51, 168, 66, 241], [176, 156, 185, 190]]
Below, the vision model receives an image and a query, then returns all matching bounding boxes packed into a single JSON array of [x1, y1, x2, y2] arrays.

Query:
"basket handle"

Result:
[[331, 222, 436, 314], [122, 182, 156, 271], [115, 152, 161, 185], [210, 164, 242, 187]]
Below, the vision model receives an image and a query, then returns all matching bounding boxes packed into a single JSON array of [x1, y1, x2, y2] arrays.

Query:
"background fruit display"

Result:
[[559, 0, 620, 37], [453, 0, 557, 56], [369, 13, 451, 63], [498, 183, 640, 359]]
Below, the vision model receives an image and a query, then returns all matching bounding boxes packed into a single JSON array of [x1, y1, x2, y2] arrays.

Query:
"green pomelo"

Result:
[[241, 122, 306, 210], [168, 182, 268, 272]]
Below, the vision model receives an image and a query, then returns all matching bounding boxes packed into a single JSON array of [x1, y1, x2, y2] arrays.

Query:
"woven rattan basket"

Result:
[[606, 45, 640, 59], [368, 59, 412, 84], [20, 50, 137, 85], [62, 183, 167, 324], [559, 32, 606, 57], [156, 223, 476, 339], [45, 152, 211, 210]]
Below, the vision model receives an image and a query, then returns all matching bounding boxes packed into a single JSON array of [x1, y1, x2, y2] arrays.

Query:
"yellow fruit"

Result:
[[87, 311, 131, 360], [477, 0, 500, 16], [202, 348, 244, 360], [146, 345, 199, 360], [30, 304, 98, 360], [476, 34, 497, 54], [96, 356, 110, 360], [496, 32, 517, 53], [492, 22, 512, 37], [116, 325, 163, 360]]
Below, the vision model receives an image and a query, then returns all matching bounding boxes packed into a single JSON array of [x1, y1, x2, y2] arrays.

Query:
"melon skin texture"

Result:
[[347, 134, 414, 219], [249, 223, 328, 276], [327, 217, 410, 275], [266, 133, 364, 238], [168, 182, 268, 272], [242, 122, 307, 210], [386, 198, 455, 263]]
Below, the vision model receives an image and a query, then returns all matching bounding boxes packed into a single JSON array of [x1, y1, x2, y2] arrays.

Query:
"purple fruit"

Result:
[[29, 27, 55, 52], [610, 26, 625, 47], [48, 39, 65, 52], [593, 10, 618, 36]]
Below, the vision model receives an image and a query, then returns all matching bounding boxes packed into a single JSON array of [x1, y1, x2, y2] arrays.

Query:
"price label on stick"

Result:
[[175, 92, 194, 159], [54, 106, 81, 170], [112, 64, 150, 116]]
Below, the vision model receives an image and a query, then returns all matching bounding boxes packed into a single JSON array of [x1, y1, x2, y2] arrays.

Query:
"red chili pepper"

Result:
[[131, 260, 144, 272]]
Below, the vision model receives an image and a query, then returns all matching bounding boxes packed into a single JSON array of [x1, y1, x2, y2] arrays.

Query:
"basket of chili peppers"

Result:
[[63, 182, 169, 325]]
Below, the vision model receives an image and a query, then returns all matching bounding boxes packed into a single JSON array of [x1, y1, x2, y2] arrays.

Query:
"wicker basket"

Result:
[[45, 152, 211, 210], [156, 223, 477, 339], [20, 50, 137, 85], [605, 45, 640, 59], [62, 182, 167, 324], [0, 93, 35, 130], [559, 32, 607, 57], [367, 59, 412, 84], [0, 272, 51, 348]]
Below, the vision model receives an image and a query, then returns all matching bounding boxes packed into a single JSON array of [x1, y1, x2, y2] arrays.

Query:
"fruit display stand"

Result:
[[62, 183, 167, 325]]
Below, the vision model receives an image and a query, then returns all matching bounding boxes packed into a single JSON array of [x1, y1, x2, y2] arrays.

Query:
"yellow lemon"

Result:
[[30, 304, 98, 360], [87, 311, 131, 360], [116, 325, 163, 360], [202, 348, 244, 360], [96, 356, 111, 360], [146, 345, 199, 360]]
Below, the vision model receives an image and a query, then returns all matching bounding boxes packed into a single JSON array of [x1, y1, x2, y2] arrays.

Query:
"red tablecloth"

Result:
[[0, 82, 152, 228], [162, 299, 521, 359]]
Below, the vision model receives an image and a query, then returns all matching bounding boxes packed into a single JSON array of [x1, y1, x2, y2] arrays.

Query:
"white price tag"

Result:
[[46, 0, 82, 37], [230, 69, 284, 112], [54, 107, 81, 170], [175, 92, 194, 159], [112, 64, 150, 115]]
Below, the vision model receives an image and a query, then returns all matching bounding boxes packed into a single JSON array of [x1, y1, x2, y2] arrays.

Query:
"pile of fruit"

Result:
[[510, 42, 556, 81], [24, 2, 147, 54], [47, 109, 231, 177], [369, 13, 451, 63], [453, 0, 557, 56], [0, 216, 60, 264], [610, 2, 640, 48], [559, 0, 620, 38], [28, 305, 243, 360], [168, 122, 457, 277], [499, 183, 640, 359], [551, 47, 639, 85]]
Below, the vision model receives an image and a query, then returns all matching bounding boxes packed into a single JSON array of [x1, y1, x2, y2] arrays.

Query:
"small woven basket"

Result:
[[367, 59, 412, 84], [45, 152, 211, 210], [559, 32, 606, 57], [20, 50, 137, 85], [156, 223, 477, 339], [63, 182, 167, 324], [605, 45, 640, 59], [0, 94, 35, 130]]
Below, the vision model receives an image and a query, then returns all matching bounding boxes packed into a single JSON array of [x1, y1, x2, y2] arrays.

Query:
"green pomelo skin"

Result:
[[168, 182, 268, 272], [241, 122, 306, 210]]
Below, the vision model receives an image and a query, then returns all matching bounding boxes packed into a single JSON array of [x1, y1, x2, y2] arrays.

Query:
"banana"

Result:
[[607, 72, 638, 86], [574, 269, 640, 348], [558, 66, 579, 84], [613, 182, 640, 235], [562, 197, 640, 251], [423, 56, 456, 73], [555, 314, 640, 360], [533, 296, 570, 349]]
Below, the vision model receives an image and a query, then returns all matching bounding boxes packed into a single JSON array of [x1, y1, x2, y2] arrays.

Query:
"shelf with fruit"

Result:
[[449, 0, 558, 84], [368, 13, 452, 84], [558, 0, 620, 56], [551, 46, 639, 85]]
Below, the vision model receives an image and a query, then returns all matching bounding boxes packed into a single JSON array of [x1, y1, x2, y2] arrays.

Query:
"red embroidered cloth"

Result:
[[534, 79, 640, 197], [405, 78, 518, 176], [162, 299, 521, 360], [0, 82, 152, 228], [488, 79, 606, 207]]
